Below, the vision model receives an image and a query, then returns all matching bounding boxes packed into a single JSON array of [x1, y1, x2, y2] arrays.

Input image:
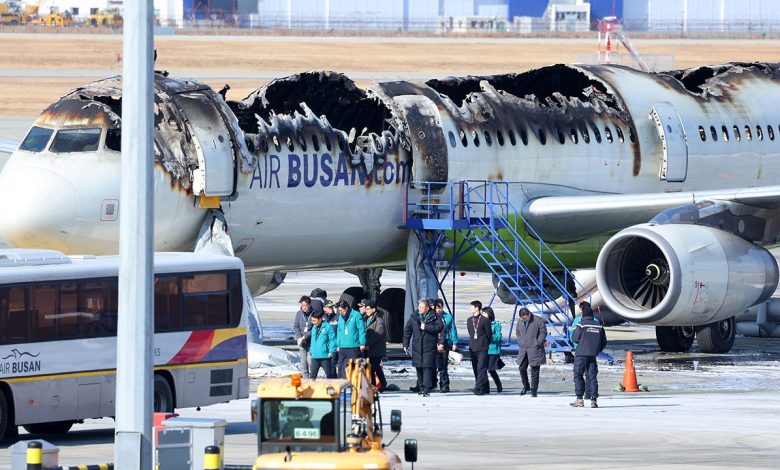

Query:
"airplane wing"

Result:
[[0, 140, 18, 154], [522, 185, 780, 242]]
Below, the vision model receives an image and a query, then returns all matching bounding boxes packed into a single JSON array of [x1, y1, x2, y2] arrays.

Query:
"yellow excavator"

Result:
[[40, 7, 72, 27], [252, 359, 417, 469]]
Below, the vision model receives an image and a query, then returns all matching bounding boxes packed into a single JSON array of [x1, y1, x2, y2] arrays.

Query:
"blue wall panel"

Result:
[[508, 0, 548, 19], [587, 0, 622, 20]]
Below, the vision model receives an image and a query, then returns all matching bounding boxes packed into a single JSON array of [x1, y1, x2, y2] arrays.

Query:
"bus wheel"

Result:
[[154, 375, 174, 413], [23, 420, 73, 435], [0, 391, 11, 441]]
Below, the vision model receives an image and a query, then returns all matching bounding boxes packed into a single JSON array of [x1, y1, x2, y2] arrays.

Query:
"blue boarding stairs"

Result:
[[401, 180, 599, 358]]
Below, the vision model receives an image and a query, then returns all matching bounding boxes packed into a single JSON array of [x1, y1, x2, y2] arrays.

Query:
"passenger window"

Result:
[[628, 127, 636, 143], [519, 127, 528, 145], [448, 131, 457, 148], [537, 128, 546, 145], [311, 134, 320, 152], [483, 130, 492, 146], [710, 125, 718, 142], [472, 130, 480, 147], [744, 125, 752, 141], [459, 130, 468, 147], [615, 126, 625, 143], [570, 128, 578, 144], [604, 126, 613, 143], [722, 125, 729, 141], [507, 129, 516, 146], [756, 125, 763, 141], [324, 136, 332, 152], [733, 125, 741, 141], [555, 128, 565, 144], [768, 125, 775, 141], [297, 133, 307, 151], [19, 126, 54, 152], [496, 130, 504, 146], [272, 135, 282, 152], [580, 126, 590, 144], [590, 123, 602, 143], [698, 126, 706, 141], [286, 136, 295, 152], [50, 128, 101, 153]]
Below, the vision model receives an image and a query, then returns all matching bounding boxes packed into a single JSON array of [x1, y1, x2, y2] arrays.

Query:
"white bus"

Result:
[[0, 249, 250, 440]]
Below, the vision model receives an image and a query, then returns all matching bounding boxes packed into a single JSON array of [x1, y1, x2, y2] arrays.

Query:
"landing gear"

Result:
[[377, 288, 406, 343], [696, 316, 736, 354], [655, 325, 695, 352], [339, 286, 365, 310]]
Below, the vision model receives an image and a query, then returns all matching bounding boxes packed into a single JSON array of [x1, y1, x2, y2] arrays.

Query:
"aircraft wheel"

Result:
[[339, 286, 364, 311], [154, 374, 174, 413], [23, 420, 74, 435], [696, 316, 736, 354], [378, 288, 406, 343], [655, 325, 694, 352]]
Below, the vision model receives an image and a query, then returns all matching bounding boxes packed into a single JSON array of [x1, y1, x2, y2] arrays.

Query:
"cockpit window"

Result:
[[50, 128, 102, 153], [19, 126, 54, 152]]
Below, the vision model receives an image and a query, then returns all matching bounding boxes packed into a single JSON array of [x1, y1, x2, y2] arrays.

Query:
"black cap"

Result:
[[335, 300, 350, 310], [358, 298, 376, 308], [324, 300, 334, 309], [311, 311, 323, 319]]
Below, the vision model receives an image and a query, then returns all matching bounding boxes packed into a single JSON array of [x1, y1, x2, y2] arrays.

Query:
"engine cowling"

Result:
[[596, 223, 778, 326]]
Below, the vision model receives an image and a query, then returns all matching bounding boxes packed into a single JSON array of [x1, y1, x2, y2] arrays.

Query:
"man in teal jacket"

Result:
[[434, 298, 458, 393], [309, 312, 337, 379], [336, 300, 366, 378]]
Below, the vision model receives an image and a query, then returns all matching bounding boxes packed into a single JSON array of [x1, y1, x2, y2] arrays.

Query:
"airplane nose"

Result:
[[0, 167, 77, 250]]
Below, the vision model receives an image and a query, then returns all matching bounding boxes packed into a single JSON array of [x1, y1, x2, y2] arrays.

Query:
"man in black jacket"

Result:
[[403, 298, 444, 397], [466, 300, 492, 395], [570, 302, 608, 408], [361, 299, 387, 392]]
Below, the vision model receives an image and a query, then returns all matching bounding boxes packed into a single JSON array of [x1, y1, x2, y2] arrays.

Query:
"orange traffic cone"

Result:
[[621, 351, 640, 392]]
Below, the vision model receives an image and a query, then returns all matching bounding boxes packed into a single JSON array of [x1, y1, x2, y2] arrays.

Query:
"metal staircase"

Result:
[[402, 180, 587, 353]]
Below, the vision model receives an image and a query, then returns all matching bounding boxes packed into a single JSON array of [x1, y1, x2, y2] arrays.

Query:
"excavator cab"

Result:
[[253, 360, 416, 469]]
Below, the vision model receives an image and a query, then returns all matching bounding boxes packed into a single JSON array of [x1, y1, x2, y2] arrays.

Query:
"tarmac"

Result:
[[2, 270, 780, 468]]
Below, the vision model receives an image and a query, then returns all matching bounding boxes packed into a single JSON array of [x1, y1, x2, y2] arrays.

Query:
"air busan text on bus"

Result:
[[0, 249, 251, 440], [2, 62, 780, 355]]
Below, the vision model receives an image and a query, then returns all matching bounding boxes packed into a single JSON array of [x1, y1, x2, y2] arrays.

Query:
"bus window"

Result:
[[0, 287, 27, 343], [50, 128, 101, 153], [19, 126, 54, 152], [58, 282, 80, 337], [30, 284, 57, 340], [154, 276, 181, 332], [81, 280, 117, 336], [183, 273, 229, 328]]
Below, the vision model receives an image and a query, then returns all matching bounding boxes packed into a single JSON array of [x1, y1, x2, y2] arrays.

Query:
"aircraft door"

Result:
[[392, 95, 448, 185], [173, 92, 236, 197], [650, 102, 688, 182]]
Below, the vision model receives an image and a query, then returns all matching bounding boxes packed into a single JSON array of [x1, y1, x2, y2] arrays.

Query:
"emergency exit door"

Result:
[[650, 102, 688, 182]]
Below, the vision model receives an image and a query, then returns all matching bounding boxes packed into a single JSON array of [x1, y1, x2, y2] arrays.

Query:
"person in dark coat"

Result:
[[293, 295, 314, 378], [467, 300, 492, 395], [570, 301, 608, 408], [361, 298, 387, 392], [403, 298, 444, 396], [515, 307, 548, 397]]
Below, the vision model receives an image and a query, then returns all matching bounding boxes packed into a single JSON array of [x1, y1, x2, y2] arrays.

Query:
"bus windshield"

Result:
[[261, 399, 336, 443]]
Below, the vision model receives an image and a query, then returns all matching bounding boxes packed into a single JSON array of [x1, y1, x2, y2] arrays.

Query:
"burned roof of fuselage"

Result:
[[659, 61, 780, 98], [52, 73, 254, 191]]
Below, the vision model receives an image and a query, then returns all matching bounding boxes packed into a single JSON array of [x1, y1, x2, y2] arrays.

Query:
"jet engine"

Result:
[[596, 223, 778, 327]]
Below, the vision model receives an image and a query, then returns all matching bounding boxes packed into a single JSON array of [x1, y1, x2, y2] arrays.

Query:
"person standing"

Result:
[[361, 299, 388, 392], [293, 295, 314, 378], [403, 298, 444, 397], [310, 288, 327, 315], [434, 298, 458, 393], [570, 302, 608, 408], [323, 300, 340, 375], [515, 307, 547, 397], [309, 311, 337, 379], [484, 307, 503, 393], [336, 300, 366, 378], [467, 300, 492, 395], [569, 301, 602, 399]]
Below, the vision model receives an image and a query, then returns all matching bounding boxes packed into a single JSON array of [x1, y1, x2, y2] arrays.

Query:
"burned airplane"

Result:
[[3, 62, 780, 353]]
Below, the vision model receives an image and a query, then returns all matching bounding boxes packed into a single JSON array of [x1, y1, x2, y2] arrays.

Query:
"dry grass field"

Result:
[[2, 34, 780, 115]]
